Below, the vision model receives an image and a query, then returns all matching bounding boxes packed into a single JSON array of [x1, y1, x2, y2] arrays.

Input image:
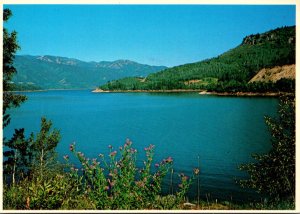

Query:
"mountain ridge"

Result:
[[99, 26, 295, 93], [12, 55, 167, 90]]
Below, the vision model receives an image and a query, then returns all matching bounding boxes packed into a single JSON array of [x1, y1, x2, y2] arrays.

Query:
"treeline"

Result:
[[10, 83, 43, 91], [99, 26, 295, 92]]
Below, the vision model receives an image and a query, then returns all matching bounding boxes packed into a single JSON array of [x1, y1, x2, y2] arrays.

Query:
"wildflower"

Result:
[[109, 151, 117, 157], [104, 186, 110, 191], [63, 155, 69, 160], [155, 163, 159, 167], [182, 176, 189, 181], [69, 144, 74, 152], [108, 145, 113, 149], [193, 168, 200, 175], [166, 156, 173, 163], [77, 151, 84, 157], [119, 146, 123, 151], [98, 154, 104, 158], [125, 138, 132, 146]]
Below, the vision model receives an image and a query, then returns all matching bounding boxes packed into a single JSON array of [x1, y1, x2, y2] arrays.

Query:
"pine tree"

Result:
[[3, 8, 26, 128]]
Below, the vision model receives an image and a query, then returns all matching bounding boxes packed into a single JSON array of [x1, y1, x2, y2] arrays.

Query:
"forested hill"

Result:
[[12, 55, 167, 90], [99, 26, 295, 92]]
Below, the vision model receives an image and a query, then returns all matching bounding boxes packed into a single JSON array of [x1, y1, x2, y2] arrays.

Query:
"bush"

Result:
[[239, 95, 295, 201], [67, 139, 194, 209]]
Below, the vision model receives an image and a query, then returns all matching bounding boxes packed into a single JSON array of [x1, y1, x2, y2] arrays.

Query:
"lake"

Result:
[[4, 90, 278, 203]]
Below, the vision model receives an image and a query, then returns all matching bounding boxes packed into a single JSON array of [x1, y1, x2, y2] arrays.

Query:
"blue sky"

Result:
[[4, 5, 296, 67]]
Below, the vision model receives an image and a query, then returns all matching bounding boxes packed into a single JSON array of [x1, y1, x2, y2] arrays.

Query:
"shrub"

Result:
[[67, 139, 194, 209], [239, 95, 295, 201]]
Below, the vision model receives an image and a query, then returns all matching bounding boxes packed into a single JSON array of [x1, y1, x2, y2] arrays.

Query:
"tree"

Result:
[[29, 117, 61, 171], [238, 95, 295, 201], [3, 8, 26, 128], [3, 117, 61, 184], [3, 128, 31, 185]]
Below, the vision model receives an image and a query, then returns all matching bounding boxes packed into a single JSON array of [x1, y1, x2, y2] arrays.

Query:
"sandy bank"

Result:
[[92, 88, 291, 97]]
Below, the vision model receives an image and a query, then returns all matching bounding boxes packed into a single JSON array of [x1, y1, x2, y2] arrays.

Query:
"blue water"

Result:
[[4, 90, 278, 202]]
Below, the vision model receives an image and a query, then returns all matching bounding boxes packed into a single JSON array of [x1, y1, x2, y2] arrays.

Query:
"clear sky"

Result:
[[3, 4, 296, 67]]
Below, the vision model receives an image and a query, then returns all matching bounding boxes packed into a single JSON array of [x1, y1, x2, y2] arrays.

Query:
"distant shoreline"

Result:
[[8, 88, 292, 97], [92, 88, 291, 97], [8, 88, 91, 93]]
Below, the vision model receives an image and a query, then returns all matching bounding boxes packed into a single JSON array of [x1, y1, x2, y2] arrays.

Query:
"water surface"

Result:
[[4, 90, 278, 202]]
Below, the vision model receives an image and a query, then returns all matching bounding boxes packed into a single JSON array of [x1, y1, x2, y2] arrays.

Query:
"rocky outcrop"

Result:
[[249, 64, 295, 83]]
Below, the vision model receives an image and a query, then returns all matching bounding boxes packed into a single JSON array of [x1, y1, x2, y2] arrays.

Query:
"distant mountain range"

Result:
[[12, 55, 167, 90]]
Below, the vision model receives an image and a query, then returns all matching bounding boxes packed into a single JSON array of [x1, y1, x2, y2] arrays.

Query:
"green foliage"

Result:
[[29, 117, 61, 169], [4, 139, 195, 210], [3, 8, 27, 127], [3, 117, 61, 185], [99, 26, 295, 93], [3, 128, 31, 184], [67, 139, 194, 210], [3, 167, 94, 210], [239, 95, 295, 201], [11, 83, 43, 91]]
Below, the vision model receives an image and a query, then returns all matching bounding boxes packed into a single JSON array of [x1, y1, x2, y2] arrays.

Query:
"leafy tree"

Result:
[[238, 95, 295, 201], [3, 8, 26, 128]]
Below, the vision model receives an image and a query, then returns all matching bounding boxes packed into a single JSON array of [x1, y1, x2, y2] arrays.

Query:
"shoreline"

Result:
[[92, 88, 291, 97], [8, 88, 92, 93], [9, 88, 292, 97]]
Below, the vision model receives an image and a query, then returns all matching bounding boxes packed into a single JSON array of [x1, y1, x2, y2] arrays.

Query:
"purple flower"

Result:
[[109, 151, 117, 157], [166, 156, 173, 163], [69, 144, 74, 152], [125, 139, 132, 146]]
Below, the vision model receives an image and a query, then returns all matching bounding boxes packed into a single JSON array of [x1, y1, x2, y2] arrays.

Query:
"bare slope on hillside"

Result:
[[249, 64, 295, 83]]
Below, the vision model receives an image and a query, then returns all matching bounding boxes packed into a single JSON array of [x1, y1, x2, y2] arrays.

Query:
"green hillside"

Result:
[[99, 26, 295, 92], [12, 55, 167, 90]]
